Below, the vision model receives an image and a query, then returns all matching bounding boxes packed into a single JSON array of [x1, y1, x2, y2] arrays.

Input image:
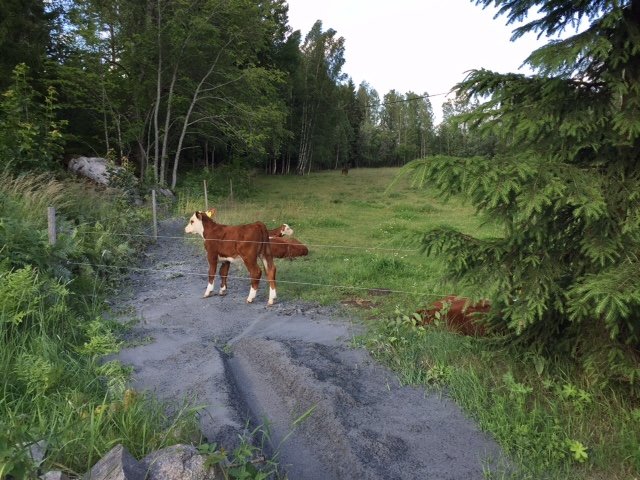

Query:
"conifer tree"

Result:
[[401, 0, 640, 387]]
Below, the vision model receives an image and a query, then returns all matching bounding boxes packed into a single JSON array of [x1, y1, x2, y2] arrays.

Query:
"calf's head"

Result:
[[185, 211, 205, 237], [281, 224, 294, 236]]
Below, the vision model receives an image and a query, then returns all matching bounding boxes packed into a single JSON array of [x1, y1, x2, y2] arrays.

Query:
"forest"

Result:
[[0, 0, 482, 187]]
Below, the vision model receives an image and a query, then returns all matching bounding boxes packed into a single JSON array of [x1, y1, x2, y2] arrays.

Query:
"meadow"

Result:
[[179, 167, 501, 314], [178, 167, 640, 480]]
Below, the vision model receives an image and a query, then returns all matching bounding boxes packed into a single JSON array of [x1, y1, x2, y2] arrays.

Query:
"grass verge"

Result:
[[0, 172, 201, 478]]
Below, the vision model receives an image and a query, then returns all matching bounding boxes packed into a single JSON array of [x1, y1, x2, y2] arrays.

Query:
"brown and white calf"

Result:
[[268, 224, 294, 238], [269, 237, 309, 259], [184, 211, 277, 305], [418, 296, 490, 336]]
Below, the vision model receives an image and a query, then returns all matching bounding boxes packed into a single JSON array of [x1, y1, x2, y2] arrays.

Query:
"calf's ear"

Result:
[[196, 211, 203, 220]]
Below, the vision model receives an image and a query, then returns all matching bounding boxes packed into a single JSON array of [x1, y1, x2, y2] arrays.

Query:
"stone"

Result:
[[83, 444, 144, 480], [40, 471, 70, 480], [28, 439, 47, 467], [68, 157, 125, 185], [140, 444, 222, 480]]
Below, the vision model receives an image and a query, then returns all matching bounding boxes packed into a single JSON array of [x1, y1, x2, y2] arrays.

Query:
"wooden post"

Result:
[[229, 179, 233, 202], [152, 189, 158, 242], [203, 180, 208, 210], [47, 207, 56, 245]]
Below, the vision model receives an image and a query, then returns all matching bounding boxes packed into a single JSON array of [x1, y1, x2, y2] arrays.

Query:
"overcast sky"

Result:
[[285, 0, 550, 123]]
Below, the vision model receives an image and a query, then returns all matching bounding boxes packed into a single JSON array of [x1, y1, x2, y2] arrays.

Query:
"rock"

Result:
[[83, 444, 144, 480], [140, 444, 222, 480], [28, 439, 47, 467], [155, 187, 175, 198], [40, 471, 70, 480], [68, 156, 125, 185]]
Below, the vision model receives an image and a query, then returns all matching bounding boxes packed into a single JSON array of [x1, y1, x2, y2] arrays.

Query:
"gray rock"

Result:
[[28, 439, 47, 467], [83, 444, 144, 480], [155, 187, 175, 198], [40, 471, 70, 480], [68, 156, 126, 185], [140, 444, 222, 480]]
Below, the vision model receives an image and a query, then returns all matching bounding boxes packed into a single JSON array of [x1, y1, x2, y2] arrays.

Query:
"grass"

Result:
[[176, 166, 640, 480], [0, 172, 202, 478], [177, 167, 499, 313]]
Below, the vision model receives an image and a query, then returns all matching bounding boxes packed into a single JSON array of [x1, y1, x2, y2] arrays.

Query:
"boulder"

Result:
[[83, 444, 144, 480], [140, 444, 223, 480], [68, 157, 124, 186]]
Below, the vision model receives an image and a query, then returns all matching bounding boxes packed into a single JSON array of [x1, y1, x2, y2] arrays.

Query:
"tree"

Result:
[[0, 64, 66, 173], [378, 91, 435, 165], [355, 82, 382, 167], [0, 0, 53, 91], [399, 0, 640, 391], [296, 20, 346, 174]]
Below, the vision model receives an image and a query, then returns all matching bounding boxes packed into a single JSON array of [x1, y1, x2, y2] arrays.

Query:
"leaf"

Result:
[[567, 440, 588, 463]]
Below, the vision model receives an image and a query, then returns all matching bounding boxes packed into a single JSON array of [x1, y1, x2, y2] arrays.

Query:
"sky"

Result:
[[285, 0, 550, 124]]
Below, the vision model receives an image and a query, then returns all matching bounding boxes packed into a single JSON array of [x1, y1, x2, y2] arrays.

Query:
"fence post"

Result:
[[47, 207, 56, 245], [204, 180, 208, 210], [229, 179, 234, 203], [152, 189, 158, 242]]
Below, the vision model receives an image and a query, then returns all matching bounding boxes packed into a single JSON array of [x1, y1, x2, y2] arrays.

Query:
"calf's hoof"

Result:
[[246, 298, 254, 304]]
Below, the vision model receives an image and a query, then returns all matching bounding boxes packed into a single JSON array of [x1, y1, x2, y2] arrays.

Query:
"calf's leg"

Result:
[[243, 257, 262, 303], [219, 261, 230, 295], [204, 257, 217, 298], [262, 256, 277, 306]]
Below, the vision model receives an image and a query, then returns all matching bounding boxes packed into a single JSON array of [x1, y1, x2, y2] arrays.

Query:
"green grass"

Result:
[[178, 167, 498, 311], [176, 167, 640, 480]]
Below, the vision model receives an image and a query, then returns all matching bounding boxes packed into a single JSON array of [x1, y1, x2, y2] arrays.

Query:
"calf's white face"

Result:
[[282, 224, 294, 236], [185, 213, 204, 237]]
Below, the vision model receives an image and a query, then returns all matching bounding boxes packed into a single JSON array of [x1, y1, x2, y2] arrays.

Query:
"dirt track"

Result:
[[115, 218, 506, 479]]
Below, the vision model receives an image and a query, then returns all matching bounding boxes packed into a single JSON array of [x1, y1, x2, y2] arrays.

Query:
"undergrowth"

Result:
[[0, 171, 201, 478]]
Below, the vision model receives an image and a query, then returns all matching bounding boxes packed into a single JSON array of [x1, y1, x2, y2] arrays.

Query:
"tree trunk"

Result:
[[159, 65, 178, 185], [170, 39, 233, 189], [152, 0, 162, 184]]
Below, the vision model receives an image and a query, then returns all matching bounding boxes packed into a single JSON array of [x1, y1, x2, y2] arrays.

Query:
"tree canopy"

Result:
[[0, 0, 469, 182]]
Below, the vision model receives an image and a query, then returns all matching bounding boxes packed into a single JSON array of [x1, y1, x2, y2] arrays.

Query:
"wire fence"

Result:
[[45, 196, 456, 301], [65, 261, 453, 298], [77, 230, 423, 253]]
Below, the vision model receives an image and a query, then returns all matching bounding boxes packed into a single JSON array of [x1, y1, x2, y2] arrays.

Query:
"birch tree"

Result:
[[296, 21, 346, 175]]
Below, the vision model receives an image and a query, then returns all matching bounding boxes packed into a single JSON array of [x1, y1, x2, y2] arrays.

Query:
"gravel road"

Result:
[[115, 218, 506, 479]]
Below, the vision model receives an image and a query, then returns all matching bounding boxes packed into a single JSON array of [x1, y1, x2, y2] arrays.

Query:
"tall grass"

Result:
[[175, 167, 640, 479], [0, 172, 200, 477]]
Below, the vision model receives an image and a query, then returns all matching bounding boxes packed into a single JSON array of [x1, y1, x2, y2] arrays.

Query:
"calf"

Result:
[[184, 211, 277, 305], [269, 237, 309, 259], [268, 223, 294, 238], [418, 296, 490, 336]]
